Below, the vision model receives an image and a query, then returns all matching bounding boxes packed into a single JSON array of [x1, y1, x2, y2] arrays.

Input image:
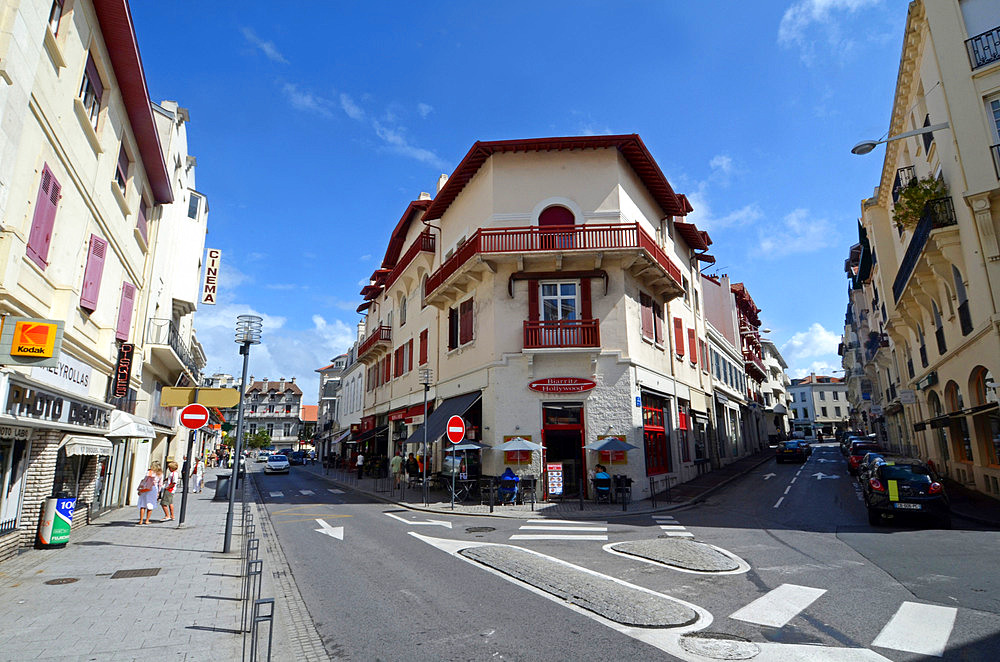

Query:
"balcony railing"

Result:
[[424, 223, 683, 297], [523, 319, 600, 349], [357, 324, 391, 359], [384, 231, 435, 290], [966, 25, 1000, 70], [744, 352, 766, 379], [891, 166, 915, 204], [892, 197, 958, 302], [146, 318, 201, 380]]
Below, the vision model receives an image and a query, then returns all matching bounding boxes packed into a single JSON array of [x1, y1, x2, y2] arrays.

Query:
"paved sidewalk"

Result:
[[0, 468, 299, 662]]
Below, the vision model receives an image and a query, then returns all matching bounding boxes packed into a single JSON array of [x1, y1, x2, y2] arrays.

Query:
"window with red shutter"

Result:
[[27, 164, 60, 269], [419, 329, 428, 365], [80, 234, 108, 311], [115, 282, 136, 341], [654, 301, 664, 344], [407, 339, 413, 372], [640, 293, 653, 339], [459, 298, 474, 345], [115, 145, 129, 191], [673, 318, 685, 356], [137, 198, 149, 243], [688, 329, 697, 365], [383, 356, 390, 383]]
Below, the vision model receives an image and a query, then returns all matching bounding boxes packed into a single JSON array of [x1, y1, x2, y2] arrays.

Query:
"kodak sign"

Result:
[[10, 321, 57, 357]]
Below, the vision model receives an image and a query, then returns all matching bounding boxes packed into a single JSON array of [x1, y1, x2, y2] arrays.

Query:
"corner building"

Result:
[[357, 135, 736, 499]]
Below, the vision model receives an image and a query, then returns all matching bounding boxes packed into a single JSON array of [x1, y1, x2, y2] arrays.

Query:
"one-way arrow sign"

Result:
[[812, 472, 840, 480], [314, 518, 344, 540]]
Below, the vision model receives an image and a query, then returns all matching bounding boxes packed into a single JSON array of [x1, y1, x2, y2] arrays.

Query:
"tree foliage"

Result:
[[894, 175, 947, 230], [244, 430, 272, 450]]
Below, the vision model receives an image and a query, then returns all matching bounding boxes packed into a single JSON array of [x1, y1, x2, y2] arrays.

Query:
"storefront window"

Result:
[[693, 415, 708, 461], [642, 393, 671, 475], [988, 412, 1000, 466], [0, 440, 29, 533], [53, 448, 91, 498], [678, 399, 691, 462], [545, 404, 582, 426]]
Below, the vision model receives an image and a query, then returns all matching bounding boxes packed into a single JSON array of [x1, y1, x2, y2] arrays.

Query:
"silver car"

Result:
[[264, 454, 289, 474]]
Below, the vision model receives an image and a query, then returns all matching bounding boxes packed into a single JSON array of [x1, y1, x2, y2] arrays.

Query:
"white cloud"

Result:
[[371, 120, 448, 170], [757, 208, 835, 257], [781, 322, 841, 361], [789, 360, 842, 379], [282, 83, 334, 118], [778, 0, 881, 62], [265, 283, 297, 290], [240, 27, 289, 64], [417, 103, 433, 118], [709, 154, 734, 177], [359, 254, 372, 261], [339, 93, 365, 121]]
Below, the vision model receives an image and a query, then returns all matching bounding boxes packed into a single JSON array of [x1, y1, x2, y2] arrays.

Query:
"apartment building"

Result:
[[243, 378, 303, 447], [760, 339, 792, 440], [789, 375, 849, 439], [0, 1, 206, 562], [315, 353, 350, 459], [841, 0, 1000, 497], [353, 134, 770, 499]]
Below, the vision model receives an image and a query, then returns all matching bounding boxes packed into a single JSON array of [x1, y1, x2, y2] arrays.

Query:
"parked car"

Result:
[[264, 454, 290, 474], [776, 440, 809, 463], [846, 441, 882, 475], [861, 458, 950, 527], [856, 451, 887, 482], [288, 451, 306, 465], [255, 451, 271, 462]]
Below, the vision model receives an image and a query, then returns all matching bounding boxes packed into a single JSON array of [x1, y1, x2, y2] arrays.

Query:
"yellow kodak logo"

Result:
[[10, 321, 57, 357]]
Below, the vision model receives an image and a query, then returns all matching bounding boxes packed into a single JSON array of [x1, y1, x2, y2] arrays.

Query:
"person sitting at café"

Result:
[[498, 467, 520, 504]]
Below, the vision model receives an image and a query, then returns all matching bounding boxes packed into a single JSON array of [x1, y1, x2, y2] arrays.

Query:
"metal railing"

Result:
[[357, 324, 391, 359], [891, 165, 915, 204], [240, 471, 274, 661], [966, 25, 1000, 70], [523, 319, 600, 348], [145, 318, 201, 380], [892, 197, 957, 302], [384, 231, 435, 290]]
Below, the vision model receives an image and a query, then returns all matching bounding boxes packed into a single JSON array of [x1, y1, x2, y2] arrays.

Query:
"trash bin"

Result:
[[213, 473, 232, 501], [37, 497, 76, 547]]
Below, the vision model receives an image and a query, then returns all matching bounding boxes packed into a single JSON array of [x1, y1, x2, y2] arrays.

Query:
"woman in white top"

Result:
[[191, 459, 204, 493], [136, 465, 162, 524]]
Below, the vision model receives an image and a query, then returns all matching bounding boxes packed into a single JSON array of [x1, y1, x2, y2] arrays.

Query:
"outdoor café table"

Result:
[[447, 478, 475, 502]]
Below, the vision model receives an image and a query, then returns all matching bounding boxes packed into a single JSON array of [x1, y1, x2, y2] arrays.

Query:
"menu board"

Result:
[[546, 462, 563, 496]]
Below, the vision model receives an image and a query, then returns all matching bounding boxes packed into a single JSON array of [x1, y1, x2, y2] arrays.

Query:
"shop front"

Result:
[[542, 402, 585, 497], [0, 425, 31, 538]]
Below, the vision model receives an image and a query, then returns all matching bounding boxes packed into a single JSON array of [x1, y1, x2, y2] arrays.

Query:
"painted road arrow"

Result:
[[812, 472, 840, 480], [384, 511, 452, 528], [762, 473, 776, 480], [314, 518, 344, 540]]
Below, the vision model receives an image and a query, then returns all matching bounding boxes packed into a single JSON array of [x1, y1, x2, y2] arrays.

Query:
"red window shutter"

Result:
[[27, 165, 60, 269], [580, 278, 592, 319], [654, 302, 663, 344], [137, 199, 148, 243], [673, 318, 685, 356], [640, 294, 653, 339], [115, 282, 136, 341], [407, 339, 413, 371], [528, 281, 539, 322], [80, 234, 107, 311], [383, 356, 390, 383], [688, 329, 697, 364], [419, 329, 428, 365], [459, 298, 474, 345]]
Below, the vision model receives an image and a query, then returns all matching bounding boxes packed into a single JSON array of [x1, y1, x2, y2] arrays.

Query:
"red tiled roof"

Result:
[[300, 405, 318, 422], [380, 199, 432, 270], [423, 134, 689, 221], [315, 363, 335, 372], [674, 221, 712, 251], [93, 3, 172, 203], [246, 380, 303, 395]]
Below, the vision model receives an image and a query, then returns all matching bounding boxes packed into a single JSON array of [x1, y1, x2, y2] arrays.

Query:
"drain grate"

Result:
[[44, 577, 79, 585], [466, 527, 495, 533], [110, 567, 160, 579]]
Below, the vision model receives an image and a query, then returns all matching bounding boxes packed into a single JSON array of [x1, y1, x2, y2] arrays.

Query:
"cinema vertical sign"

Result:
[[0, 317, 64, 368], [201, 248, 221, 305]]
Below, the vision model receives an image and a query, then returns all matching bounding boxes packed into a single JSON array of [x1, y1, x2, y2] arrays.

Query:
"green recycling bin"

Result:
[[37, 497, 76, 547]]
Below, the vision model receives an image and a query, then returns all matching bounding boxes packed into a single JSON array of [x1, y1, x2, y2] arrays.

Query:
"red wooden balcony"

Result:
[[358, 325, 391, 363], [523, 319, 600, 349], [424, 223, 684, 303], [384, 231, 435, 290], [744, 352, 767, 381]]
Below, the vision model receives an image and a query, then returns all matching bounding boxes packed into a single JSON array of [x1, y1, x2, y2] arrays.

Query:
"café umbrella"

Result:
[[493, 437, 543, 470], [584, 438, 639, 452]]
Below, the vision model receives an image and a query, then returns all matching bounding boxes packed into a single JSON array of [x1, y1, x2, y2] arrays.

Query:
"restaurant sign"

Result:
[[528, 377, 596, 394]]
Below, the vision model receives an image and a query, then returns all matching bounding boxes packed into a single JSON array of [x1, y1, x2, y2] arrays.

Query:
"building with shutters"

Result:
[[242, 378, 304, 448], [354, 134, 775, 499], [760, 338, 793, 440], [0, 1, 206, 563], [789, 375, 849, 439], [839, 0, 1000, 499]]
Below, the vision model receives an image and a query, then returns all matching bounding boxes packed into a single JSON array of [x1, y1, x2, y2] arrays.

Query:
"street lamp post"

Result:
[[223, 314, 262, 554], [419, 367, 433, 506], [850, 122, 949, 155]]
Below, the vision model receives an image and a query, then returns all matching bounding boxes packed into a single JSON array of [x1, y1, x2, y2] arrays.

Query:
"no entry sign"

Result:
[[446, 415, 466, 444], [180, 403, 210, 430]]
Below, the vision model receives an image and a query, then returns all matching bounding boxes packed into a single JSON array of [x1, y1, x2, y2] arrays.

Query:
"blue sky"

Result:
[[130, 1, 905, 405]]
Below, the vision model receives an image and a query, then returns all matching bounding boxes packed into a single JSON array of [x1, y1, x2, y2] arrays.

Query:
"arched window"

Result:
[[927, 389, 950, 462], [932, 300, 946, 355], [538, 205, 575, 249], [969, 367, 1000, 466], [945, 380, 973, 462], [953, 265, 972, 335], [945, 380, 964, 412], [538, 205, 575, 227]]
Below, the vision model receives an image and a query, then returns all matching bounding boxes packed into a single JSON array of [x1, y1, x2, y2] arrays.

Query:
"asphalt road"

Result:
[[254, 445, 1000, 661]]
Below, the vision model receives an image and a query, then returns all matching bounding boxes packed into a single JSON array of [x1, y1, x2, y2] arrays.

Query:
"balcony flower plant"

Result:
[[893, 175, 948, 230]]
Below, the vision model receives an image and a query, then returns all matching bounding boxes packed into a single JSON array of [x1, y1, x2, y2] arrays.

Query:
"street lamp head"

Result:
[[851, 140, 878, 155], [235, 314, 263, 345], [418, 367, 433, 385]]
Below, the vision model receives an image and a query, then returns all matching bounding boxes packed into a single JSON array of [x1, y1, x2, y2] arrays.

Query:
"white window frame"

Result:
[[539, 280, 579, 321]]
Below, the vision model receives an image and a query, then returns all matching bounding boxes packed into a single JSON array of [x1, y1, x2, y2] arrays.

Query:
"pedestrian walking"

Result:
[[390, 451, 404, 488], [190, 458, 203, 493], [136, 465, 161, 525], [356, 451, 365, 480], [406, 453, 419, 485], [160, 461, 179, 521]]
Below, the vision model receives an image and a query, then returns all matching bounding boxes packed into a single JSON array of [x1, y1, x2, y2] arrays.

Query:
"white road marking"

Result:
[[384, 512, 452, 528], [790, 477, 797, 484], [313, 518, 344, 540], [773, 497, 784, 508], [300, 489, 314, 495], [510, 534, 609, 541], [527, 519, 597, 525], [328, 488, 345, 494], [871, 602, 957, 657], [658, 525, 687, 530], [783, 486, 791, 495], [664, 532, 694, 537], [729, 583, 827, 628], [269, 491, 283, 498], [519, 525, 607, 532]]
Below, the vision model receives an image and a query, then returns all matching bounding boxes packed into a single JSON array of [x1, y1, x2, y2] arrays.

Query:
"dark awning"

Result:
[[404, 391, 482, 446], [356, 425, 388, 444]]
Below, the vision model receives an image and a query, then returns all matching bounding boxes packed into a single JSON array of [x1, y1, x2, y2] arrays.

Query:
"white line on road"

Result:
[[664, 532, 694, 537], [328, 488, 345, 494], [519, 525, 607, 532], [300, 490, 314, 495], [509, 534, 609, 541], [871, 601, 957, 657], [527, 519, 601, 525], [783, 486, 791, 495], [658, 525, 687, 530], [729, 584, 827, 628], [384, 512, 452, 528], [773, 497, 784, 508], [790, 477, 797, 484], [269, 491, 283, 498]]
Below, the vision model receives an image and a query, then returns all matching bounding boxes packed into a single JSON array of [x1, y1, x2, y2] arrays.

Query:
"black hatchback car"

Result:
[[776, 440, 808, 463], [861, 458, 950, 528]]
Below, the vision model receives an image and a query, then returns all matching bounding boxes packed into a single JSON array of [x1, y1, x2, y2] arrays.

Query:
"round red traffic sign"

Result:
[[180, 403, 210, 430], [446, 415, 466, 444]]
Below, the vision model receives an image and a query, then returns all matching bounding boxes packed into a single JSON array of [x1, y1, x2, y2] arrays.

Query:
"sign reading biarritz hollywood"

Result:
[[528, 377, 596, 393], [4, 378, 110, 430]]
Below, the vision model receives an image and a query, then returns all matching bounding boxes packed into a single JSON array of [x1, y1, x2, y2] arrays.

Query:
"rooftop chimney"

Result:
[[437, 174, 449, 193], [418, 191, 432, 201]]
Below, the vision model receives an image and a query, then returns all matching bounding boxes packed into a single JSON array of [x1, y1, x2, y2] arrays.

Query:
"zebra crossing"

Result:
[[652, 514, 694, 537], [509, 519, 608, 541], [729, 583, 959, 656], [267, 490, 327, 498]]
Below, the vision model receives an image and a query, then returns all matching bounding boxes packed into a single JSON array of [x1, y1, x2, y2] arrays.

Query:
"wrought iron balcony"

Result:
[[523, 319, 600, 349], [891, 166, 915, 204], [966, 25, 1000, 70], [384, 231, 435, 290], [145, 318, 200, 380], [357, 324, 391, 362], [891, 197, 957, 302]]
